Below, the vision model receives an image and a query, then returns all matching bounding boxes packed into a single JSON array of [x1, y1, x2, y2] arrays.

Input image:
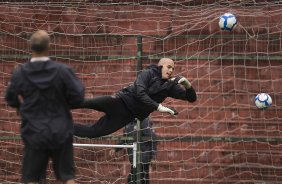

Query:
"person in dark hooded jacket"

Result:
[[74, 58, 196, 138], [110, 117, 157, 184], [5, 30, 84, 184]]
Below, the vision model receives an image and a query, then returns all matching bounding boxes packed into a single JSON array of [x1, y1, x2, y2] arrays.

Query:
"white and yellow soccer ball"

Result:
[[255, 93, 272, 110], [219, 13, 237, 31]]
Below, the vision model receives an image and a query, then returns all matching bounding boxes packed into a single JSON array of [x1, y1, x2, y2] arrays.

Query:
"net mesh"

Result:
[[0, 0, 282, 183]]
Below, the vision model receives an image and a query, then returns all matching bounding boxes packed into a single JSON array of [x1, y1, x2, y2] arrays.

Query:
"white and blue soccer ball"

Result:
[[255, 93, 272, 109], [219, 13, 237, 31]]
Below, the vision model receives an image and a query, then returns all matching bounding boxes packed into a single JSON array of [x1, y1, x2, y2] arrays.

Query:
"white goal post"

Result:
[[73, 142, 138, 173]]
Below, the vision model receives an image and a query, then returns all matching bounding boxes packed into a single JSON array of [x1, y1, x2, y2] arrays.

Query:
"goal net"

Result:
[[1, 0, 282, 183]]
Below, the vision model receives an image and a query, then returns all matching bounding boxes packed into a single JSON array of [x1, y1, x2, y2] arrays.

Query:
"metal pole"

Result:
[[132, 142, 137, 184], [135, 35, 142, 184], [73, 143, 134, 148], [136, 35, 143, 75], [135, 118, 142, 184]]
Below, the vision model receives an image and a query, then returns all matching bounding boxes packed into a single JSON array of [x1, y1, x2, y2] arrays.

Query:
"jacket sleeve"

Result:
[[168, 84, 197, 102], [133, 70, 159, 110], [61, 67, 85, 108], [5, 68, 21, 108]]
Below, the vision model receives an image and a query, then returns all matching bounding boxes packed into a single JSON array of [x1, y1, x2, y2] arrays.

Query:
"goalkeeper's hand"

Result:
[[157, 104, 178, 115], [173, 76, 192, 89]]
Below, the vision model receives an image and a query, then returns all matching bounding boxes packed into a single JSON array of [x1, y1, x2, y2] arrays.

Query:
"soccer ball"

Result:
[[255, 93, 272, 109], [219, 13, 237, 31]]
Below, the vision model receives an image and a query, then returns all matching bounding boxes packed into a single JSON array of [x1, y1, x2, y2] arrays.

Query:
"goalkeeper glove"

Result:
[[157, 104, 178, 115], [174, 76, 191, 89]]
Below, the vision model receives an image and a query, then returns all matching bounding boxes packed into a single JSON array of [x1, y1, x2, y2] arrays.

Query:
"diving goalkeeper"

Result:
[[74, 58, 196, 138]]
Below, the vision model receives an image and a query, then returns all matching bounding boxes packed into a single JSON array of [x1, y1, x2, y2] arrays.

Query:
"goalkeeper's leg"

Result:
[[74, 96, 134, 138], [78, 96, 117, 113]]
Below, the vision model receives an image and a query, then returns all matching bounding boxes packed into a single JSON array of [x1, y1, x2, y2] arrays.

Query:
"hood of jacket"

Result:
[[21, 60, 59, 90], [146, 64, 162, 78]]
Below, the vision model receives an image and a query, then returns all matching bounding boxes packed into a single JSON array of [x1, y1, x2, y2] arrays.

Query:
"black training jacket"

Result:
[[5, 60, 84, 149], [116, 64, 197, 120]]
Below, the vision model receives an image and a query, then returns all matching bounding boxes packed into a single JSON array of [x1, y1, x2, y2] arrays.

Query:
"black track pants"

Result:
[[74, 96, 134, 138]]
